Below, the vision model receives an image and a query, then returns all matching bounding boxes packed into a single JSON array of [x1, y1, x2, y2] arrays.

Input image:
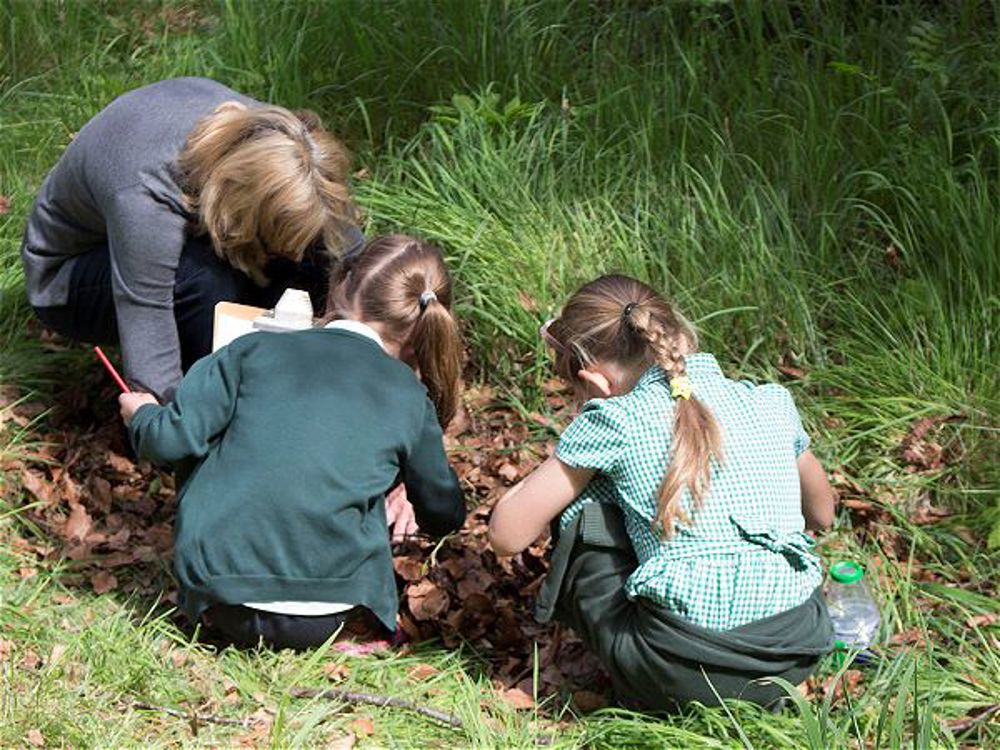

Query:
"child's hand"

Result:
[[118, 392, 158, 425], [385, 484, 419, 542]]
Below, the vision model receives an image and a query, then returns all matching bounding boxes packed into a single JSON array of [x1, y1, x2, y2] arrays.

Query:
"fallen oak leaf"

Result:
[[899, 413, 963, 471], [965, 613, 998, 629], [22, 650, 41, 669], [572, 690, 607, 713], [406, 663, 440, 681], [323, 662, 351, 682], [350, 716, 375, 736], [516, 289, 538, 313], [777, 363, 806, 379], [890, 627, 927, 648], [91, 571, 118, 594], [499, 686, 534, 710], [105, 452, 135, 474], [86, 475, 113, 512], [842, 498, 875, 511], [20, 469, 58, 506], [909, 503, 951, 525], [327, 733, 357, 750], [59, 474, 82, 505], [64, 502, 93, 542], [406, 580, 449, 622], [496, 462, 520, 483], [48, 643, 67, 667], [392, 556, 425, 582]]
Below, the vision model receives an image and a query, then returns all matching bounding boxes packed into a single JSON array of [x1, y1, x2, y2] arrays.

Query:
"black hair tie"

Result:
[[623, 302, 639, 319]]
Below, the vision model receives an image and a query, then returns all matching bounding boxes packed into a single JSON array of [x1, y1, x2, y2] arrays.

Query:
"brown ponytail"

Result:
[[410, 295, 462, 426], [324, 235, 462, 427], [545, 274, 723, 537]]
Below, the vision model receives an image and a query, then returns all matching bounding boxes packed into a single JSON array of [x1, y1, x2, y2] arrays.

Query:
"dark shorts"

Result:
[[202, 604, 390, 651], [536, 503, 833, 710]]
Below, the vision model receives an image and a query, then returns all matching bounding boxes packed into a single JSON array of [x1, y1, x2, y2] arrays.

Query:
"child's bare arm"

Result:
[[798, 450, 835, 530], [488, 456, 594, 556]]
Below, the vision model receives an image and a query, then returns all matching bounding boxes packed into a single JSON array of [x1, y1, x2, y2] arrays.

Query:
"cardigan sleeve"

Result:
[[401, 399, 466, 537], [128, 342, 243, 464], [105, 185, 189, 401]]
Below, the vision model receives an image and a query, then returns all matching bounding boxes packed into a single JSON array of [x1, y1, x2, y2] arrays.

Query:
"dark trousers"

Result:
[[32, 236, 332, 372], [536, 503, 833, 711], [202, 604, 388, 651]]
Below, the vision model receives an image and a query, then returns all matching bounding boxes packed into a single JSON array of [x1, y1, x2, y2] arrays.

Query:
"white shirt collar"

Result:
[[323, 319, 387, 352]]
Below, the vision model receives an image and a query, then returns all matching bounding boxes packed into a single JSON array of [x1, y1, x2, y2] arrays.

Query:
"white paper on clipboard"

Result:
[[212, 301, 264, 351]]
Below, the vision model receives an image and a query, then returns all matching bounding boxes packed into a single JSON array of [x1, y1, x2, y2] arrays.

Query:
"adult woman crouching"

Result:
[[21, 77, 363, 401]]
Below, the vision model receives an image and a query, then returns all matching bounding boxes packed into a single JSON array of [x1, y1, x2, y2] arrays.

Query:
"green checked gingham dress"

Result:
[[555, 353, 823, 631]]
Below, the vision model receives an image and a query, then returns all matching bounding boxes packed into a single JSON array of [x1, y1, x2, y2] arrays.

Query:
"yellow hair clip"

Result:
[[670, 375, 693, 400]]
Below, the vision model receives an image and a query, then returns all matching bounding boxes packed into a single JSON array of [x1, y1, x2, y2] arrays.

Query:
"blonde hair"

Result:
[[547, 274, 723, 537], [176, 101, 356, 284], [325, 235, 463, 427]]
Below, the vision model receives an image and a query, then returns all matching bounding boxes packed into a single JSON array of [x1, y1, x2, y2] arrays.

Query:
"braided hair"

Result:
[[546, 274, 723, 536]]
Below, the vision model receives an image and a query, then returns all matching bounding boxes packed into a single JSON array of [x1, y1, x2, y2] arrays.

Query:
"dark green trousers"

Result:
[[536, 503, 833, 710]]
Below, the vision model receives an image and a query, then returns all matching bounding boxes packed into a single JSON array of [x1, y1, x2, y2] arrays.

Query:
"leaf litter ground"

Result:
[[0, 340, 608, 713]]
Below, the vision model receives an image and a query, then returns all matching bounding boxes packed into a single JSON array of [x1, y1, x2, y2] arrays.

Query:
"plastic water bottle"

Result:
[[825, 561, 881, 653]]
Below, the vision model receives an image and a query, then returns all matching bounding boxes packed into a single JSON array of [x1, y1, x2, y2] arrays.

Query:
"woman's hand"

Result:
[[118, 392, 158, 425], [385, 484, 419, 542]]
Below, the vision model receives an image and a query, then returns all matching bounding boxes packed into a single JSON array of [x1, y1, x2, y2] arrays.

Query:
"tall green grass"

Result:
[[1, 1, 998, 746]]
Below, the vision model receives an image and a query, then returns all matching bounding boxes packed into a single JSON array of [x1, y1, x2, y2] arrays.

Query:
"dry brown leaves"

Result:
[[829, 411, 967, 538], [393, 380, 608, 698], [2, 370, 178, 603], [804, 669, 865, 705], [899, 413, 964, 473]]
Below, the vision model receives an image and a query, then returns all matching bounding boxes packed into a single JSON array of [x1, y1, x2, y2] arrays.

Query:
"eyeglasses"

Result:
[[539, 318, 562, 351]]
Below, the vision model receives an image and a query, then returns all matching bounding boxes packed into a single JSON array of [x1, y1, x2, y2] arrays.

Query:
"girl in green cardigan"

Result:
[[490, 274, 835, 709], [119, 235, 466, 650]]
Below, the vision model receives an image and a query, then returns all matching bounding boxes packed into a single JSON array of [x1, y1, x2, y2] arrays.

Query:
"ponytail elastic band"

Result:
[[623, 302, 639, 319], [419, 290, 438, 310], [670, 375, 693, 400]]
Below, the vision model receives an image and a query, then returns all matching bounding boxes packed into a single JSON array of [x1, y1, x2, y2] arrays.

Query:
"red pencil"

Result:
[[93, 346, 131, 393]]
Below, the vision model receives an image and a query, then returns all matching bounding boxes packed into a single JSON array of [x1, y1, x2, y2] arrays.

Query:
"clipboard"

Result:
[[212, 289, 316, 352]]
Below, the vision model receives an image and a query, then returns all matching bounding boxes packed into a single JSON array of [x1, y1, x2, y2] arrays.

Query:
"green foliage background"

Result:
[[1, 1, 998, 747]]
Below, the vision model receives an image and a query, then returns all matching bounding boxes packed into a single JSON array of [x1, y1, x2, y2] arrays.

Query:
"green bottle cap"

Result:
[[830, 560, 865, 583]]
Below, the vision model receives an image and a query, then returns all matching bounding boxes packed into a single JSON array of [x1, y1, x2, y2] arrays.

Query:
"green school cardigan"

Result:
[[129, 328, 466, 630]]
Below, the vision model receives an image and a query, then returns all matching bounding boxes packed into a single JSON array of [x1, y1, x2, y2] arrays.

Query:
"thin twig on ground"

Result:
[[948, 703, 1000, 734], [131, 701, 253, 728], [289, 686, 464, 729]]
